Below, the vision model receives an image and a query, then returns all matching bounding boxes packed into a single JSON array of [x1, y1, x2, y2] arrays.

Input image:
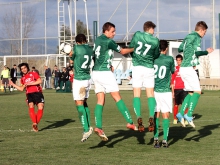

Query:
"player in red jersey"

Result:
[[9, 63, 44, 132], [171, 55, 188, 125]]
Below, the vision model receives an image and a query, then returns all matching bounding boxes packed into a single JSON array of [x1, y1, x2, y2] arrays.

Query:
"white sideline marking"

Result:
[[0, 119, 219, 132]]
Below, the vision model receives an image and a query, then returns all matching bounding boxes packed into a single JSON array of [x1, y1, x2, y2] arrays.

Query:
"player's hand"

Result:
[[110, 66, 114, 72], [9, 80, 14, 86], [206, 48, 214, 54]]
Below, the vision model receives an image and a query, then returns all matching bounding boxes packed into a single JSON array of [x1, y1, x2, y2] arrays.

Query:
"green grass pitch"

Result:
[[0, 90, 220, 165]]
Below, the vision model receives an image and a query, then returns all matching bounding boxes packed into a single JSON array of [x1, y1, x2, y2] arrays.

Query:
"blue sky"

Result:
[[0, 0, 220, 52]]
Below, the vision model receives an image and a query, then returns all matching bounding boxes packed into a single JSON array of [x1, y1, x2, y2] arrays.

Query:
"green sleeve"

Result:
[[108, 40, 121, 53], [178, 42, 184, 53], [195, 50, 208, 57], [129, 32, 137, 48], [154, 40, 160, 59], [170, 57, 175, 74], [71, 46, 76, 61]]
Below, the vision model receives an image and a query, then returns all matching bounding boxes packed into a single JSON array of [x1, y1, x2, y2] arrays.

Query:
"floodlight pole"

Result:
[[188, 0, 191, 33], [126, 0, 128, 43], [20, 2, 22, 62], [97, 0, 100, 36], [74, 0, 77, 37], [212, 0, 216, 49], [157, 0, 159, 38], [84, 0, 89, 42], [45, 0, 47, 54]]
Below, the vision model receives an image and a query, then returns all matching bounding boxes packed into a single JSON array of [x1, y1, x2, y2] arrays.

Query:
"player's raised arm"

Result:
[[120, 47, 134, 55]]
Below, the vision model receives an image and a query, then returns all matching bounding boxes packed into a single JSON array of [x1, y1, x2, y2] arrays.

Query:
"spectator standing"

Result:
[[1, 65, 10, 93], [10, 64, 17, 91], [44, 66, 52, 89], [52, 65, 60, 89], [32, 67, 40, 75], [56, 67, 69, 90]]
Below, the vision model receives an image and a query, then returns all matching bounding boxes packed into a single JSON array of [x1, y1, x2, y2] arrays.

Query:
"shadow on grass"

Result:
[[89, 128, 146, 149], [39, 119, 75, 131], [185, 123, 220, 142], [0, 91, 21, 96]]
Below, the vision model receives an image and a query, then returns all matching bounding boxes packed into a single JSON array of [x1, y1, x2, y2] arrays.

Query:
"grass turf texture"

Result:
[[0, 90, 220, 165]]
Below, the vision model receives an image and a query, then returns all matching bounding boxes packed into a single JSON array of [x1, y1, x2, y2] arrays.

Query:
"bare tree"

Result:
[[200, 55, 212, 78], [2, 7, 36, 55]]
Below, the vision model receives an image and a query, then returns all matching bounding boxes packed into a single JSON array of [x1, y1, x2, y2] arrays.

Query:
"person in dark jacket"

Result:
[[52, 65, 60, 89], [10, 64, 17, 91], [44, 65, 52, 89], [56, 67, 69, 90]]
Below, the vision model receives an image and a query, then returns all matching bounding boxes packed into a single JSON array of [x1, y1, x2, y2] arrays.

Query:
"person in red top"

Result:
[[69, 68, 74, 90], [9, 63, 44, 132], [171, 55, 188, 125]]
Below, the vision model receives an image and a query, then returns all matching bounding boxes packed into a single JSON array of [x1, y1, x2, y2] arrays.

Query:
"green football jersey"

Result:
[[129, 31, 160, 68], [154, 54, 175, 92], [71, 44, 94, 80], [178, 31, 208, 67], [93, 34, 121, 71]]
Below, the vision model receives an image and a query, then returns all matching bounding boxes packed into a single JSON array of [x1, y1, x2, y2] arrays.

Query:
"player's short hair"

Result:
[[176, 54, 183, 60], [195, 21, 208, 31], [18, 63, 30, 76], [159, 40, 169, 52], [75, 34, 87, 43], [102, 22, 115, 33], [143, 21, 156, 31]]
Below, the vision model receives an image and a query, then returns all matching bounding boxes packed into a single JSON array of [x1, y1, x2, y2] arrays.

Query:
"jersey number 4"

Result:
[[135, 41, 151, 56]]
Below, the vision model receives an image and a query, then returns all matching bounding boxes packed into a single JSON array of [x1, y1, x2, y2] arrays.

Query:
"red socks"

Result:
[[29, 108, 43, 124], [173, 105, 178, 119], [36, 110, 43, 124], [29, 108, 37, 123], [184, 108, 188, 114]]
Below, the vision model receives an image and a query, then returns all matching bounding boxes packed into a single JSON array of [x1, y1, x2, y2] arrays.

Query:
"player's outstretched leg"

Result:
[[148, 97, 156, 132], [94, 104, 108, 141], [133, 97, 144, 132], [184, 93, 200, 128], [116, 100, 137, 131], [173, 105, 178, 124], [94, 128, 108, 141]]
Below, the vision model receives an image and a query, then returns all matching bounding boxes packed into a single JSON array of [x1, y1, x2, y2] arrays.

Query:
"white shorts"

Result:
[[154, 92, 172, 113], [72, 79, 91, 100], [179, 67, 201, 91], [92, 71, 119, 93], [132, 66, 154, 88]]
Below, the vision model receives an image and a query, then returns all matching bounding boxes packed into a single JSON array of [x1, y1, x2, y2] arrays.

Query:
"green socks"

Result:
[[187, 93, 200, 117], [84, 102, 91, 126], [154, 118, 159, 139], [133, 97, 141, 118], [94, 104, 103, 129], [154, 118, 170, 141], [116, 100, 133, 124], [76, 105, 89, 132], [162, 119, 169, 141], [180, 94, 191, 115], [148, 97, 156, 117]]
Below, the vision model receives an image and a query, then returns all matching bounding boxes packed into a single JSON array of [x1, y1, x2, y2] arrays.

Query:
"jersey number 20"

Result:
[[154, 65, 166, 79]]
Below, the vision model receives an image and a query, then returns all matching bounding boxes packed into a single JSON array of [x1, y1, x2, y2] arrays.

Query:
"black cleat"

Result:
[[154, 139, 160, 148]]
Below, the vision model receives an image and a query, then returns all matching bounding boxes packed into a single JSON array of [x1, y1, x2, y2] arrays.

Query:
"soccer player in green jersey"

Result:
[[176, 21, 213, 128], [153, 40, 175, 148], [129, 21, 160, 132], [92, 22, 137, 141], [69, 34, 94, 142]]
